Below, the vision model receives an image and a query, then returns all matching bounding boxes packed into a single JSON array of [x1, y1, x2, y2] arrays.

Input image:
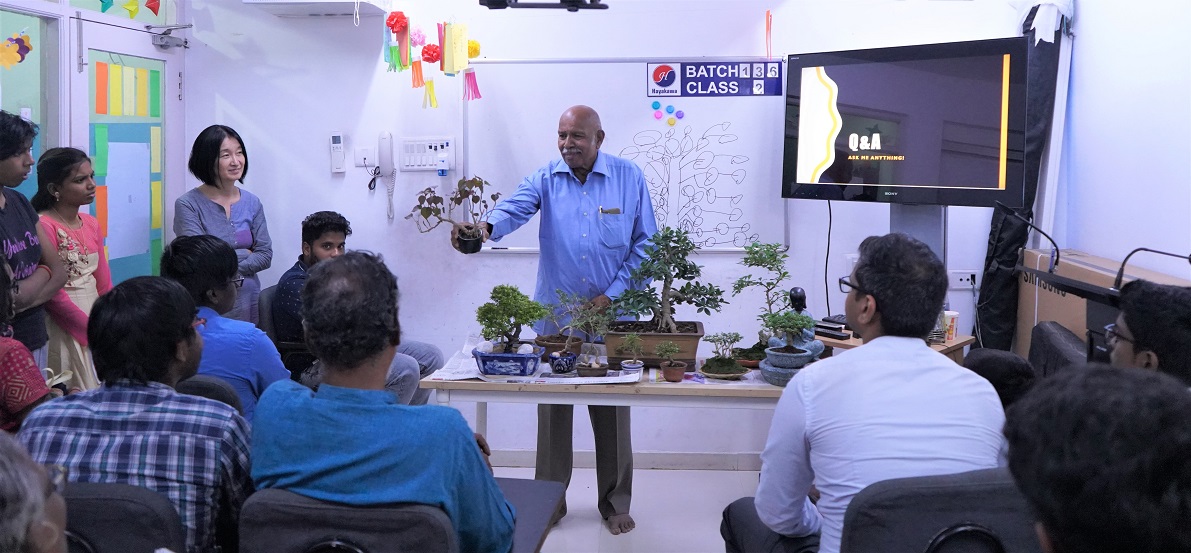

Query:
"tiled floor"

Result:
[[493, 467, 759, 553]]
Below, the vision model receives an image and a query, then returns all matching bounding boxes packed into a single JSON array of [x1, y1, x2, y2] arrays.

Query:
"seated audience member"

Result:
[[1109, 279, 1191, 386], [0, 432, 67, 553], [161, 234, 288, 421], [273, 211, 444, 403], [19, 276, 252, 553], [253, 252, 515, 553], [722, 234, 1005, 553], [1, 264, 59, 433], [962, 348, 1036, 408], [1004, 365, 1191, 553]]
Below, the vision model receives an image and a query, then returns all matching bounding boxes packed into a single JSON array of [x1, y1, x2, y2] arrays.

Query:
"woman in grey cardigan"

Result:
[[174, 125, 272, 324]]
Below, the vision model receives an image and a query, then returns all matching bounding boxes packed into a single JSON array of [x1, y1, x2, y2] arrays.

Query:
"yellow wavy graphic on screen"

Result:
[[809, 67, 841, 182]]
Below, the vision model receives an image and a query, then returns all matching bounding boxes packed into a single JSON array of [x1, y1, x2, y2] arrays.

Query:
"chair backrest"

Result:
[[493, 477, 566, 553], [240, 488, 460, 553], [840, 467, 1041, 553], [259, 284, 279, 341], [64, 482, 187, 553], [177, 374, 244, 415], [1028, 321, 1087, 377]]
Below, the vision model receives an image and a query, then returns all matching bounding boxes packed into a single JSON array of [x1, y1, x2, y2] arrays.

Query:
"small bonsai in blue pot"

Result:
[[474, 285, 551, 376], [761, 310, 821, 371]]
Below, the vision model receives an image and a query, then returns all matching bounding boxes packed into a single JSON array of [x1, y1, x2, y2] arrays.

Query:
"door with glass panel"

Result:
[[69, 16, 182, 283]]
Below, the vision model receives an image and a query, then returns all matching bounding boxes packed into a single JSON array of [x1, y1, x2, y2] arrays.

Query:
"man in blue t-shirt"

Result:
[[253, 251, 515, 553], [160, 234, 289, 421]]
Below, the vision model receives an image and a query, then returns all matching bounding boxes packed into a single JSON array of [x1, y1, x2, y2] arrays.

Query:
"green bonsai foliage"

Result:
[[616, 226, 727, 334], [732, 242, 790, 344], [406, 176, 502, 238], [476, 284, 550, 353], [654, 340, 681, 365], [541, 289, 589, 350], [568, 303, 617, 365], [704, 332, 743, 360], [761, 311, 816, 351], [615, 333, 644, 363]]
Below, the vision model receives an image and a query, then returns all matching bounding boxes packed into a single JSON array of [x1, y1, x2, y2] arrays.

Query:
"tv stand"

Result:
[[890, 204, 947, 261]]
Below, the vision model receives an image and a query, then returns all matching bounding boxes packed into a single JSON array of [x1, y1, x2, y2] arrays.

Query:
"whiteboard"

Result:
[[463, 58, 788, 252]]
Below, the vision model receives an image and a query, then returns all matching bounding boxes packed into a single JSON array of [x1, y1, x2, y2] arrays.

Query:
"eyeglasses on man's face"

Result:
[[1104, 323, 1134, 346], [229, 277, 245, 289], [838, 277, 869, 297]]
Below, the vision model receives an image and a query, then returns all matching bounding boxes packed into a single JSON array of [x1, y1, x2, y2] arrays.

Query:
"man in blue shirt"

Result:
[[253, 252, 515, 553], [273, 211, 444, 404], [452, 105, 657, 535], [160, 234, 289, 421]]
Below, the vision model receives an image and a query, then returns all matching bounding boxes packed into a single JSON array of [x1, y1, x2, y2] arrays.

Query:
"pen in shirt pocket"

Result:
[[600, 207, 622, 215]]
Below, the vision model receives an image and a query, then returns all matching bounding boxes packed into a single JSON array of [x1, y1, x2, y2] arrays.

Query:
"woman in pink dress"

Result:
[[31, 147, 111, 390]]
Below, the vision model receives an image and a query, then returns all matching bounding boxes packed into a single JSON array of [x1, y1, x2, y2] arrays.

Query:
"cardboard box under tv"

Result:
[[1013, 249, 1191, 357]]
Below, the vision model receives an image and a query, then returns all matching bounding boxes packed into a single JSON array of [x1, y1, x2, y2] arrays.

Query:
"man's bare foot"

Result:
[[605, 513, 635, 535]]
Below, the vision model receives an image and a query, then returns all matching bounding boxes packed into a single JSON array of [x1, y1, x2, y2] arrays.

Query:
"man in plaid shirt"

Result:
[[19, 276, 252, 553]]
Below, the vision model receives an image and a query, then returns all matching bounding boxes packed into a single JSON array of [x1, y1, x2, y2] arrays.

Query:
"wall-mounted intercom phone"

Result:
[[378, 132, 396, 220], [330, 132, 346, 173]]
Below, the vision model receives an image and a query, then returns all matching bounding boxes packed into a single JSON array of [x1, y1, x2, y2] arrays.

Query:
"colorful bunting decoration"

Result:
[[146, 0, 161, 16], [423, 79, 438, 109], [411, 60, 425, 88], [463, 68, 482, 101], [99, 0, 114, 12], [123, 0, 139, 19]]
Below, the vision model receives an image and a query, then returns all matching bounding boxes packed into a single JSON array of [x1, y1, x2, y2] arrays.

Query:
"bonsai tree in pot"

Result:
[[760, 310, 819, 370], [608, 226, 727, 367], [615, 333, 645, 371], [534, 289, 586, 360], [702, 332, 747, 375], [476, 284, 551, 353], [568, 302, 617, 376], [655, 340, 686, 382], [731, 241, 789, 362], [406, 176, 502, 254]]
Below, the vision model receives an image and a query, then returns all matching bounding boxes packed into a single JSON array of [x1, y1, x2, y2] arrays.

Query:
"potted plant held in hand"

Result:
[[606, 226, 728, 368], [655, 341, 686, 383], [473, 285, 550, 376], [406, 175, 502, 254], [701, 332, 749, 379]]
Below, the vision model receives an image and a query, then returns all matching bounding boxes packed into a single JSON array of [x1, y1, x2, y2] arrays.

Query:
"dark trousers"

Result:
[[721, 497, 821, 553], [534, 404, 633, 519]]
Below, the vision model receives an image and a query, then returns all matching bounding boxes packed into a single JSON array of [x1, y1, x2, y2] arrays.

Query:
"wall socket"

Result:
[[948, 270, 979, 290]]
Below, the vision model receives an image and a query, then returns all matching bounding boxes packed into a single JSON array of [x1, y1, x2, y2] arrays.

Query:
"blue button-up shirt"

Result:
[[487, 151, 657, 333]]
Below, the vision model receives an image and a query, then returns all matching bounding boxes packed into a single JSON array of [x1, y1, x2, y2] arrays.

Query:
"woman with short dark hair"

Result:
[[174, 125, 272, 324]]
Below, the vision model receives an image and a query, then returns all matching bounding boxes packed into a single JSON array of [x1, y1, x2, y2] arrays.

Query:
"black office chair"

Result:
[[64, 482, 186, 553], [177, 374, 244, 415], [259, 284, 316, 378], [839, 467, 1041, 553], [239, 489, 459, 553], [1028, 321, 1087, 377]]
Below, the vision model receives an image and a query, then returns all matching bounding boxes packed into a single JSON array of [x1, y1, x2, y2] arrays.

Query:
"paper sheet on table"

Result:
[[644, 368, 767, 386], [428, 334, 632, 384]]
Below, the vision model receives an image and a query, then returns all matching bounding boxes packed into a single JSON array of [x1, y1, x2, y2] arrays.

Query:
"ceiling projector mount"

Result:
[[479, 0, 608, 11]]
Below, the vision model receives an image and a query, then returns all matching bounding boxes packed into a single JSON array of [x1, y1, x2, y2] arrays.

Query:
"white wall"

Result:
[[182, 0, 1019, 462], [1057, 1, 1191, 280]]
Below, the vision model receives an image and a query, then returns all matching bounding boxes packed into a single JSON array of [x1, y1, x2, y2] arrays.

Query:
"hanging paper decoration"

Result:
[[463, 68, 482, 101], [146, 0, 161, 16], [421, 44, 441, 64], [411, 60, 425, 88], [765, 9, 773, 60], [123, 0, 139, 18], [0, 33, 33, 70], [468, 40, 481, 59], [386, 11, 408, 34], [423, 79, 438, 109], [442, 23, 468, 75], [99, 0, 114, 12], [437, 23, 446, 72], [383, 16, 411, 72], [410, 28, 426, 48]]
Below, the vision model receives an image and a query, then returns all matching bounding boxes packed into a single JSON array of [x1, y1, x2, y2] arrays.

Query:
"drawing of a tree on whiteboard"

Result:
[[619, 122, 759, 248]]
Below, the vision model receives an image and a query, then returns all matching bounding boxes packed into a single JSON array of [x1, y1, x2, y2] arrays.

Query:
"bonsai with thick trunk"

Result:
[[616, 226, 727, 334]]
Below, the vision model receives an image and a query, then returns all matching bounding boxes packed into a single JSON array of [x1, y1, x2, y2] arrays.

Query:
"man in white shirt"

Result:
[[721, 233, 1006, 553]]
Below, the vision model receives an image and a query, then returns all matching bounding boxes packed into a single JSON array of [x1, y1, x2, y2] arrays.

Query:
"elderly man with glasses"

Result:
[[721, 233, 1006, 553], [1108, 279, 1191, 387], [160, 234, 289, 422]]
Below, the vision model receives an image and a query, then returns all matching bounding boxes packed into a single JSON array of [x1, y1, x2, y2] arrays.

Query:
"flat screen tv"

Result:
[[781, 37, 1028, 207]]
